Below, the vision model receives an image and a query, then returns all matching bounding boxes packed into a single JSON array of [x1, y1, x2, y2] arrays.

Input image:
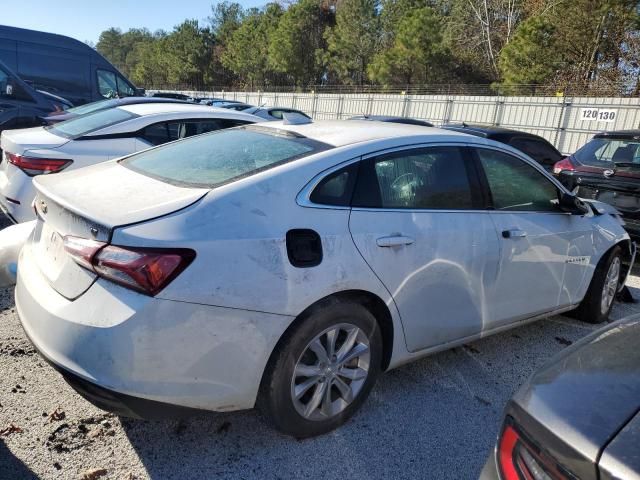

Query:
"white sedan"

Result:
[[16, 120, 634, 437], [0, 103, 261, 222]]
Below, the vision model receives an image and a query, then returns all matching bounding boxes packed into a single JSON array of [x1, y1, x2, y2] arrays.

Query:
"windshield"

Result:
[[121, 126, 330, 188], [66, 99, 120, 115], [574, 138, 640, 167], [47, 108, 138, 139]]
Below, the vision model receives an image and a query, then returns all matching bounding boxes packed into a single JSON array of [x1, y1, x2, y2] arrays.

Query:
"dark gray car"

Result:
[[481, 314, 640, 480]]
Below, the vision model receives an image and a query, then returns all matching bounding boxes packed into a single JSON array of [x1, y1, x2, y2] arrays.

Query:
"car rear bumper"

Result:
[[16, 243, 294, 414], [0, 165, 37, 223]]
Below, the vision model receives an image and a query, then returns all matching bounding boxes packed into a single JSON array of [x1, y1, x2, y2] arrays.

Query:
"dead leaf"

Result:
[[78, 468, 107, 480], [48, 407, 66, 423], [0, 424, 23, 436]]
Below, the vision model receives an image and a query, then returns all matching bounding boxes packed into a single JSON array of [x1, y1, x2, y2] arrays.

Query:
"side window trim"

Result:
[[297, 156, 363, 210]]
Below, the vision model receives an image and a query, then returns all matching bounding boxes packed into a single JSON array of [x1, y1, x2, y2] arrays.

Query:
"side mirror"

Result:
[[559, 192, 590, 215], [4, 81, 14, 97]]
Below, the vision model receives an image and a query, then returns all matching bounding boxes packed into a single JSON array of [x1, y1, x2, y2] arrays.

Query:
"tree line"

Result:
[[96, 0, 640, 94]]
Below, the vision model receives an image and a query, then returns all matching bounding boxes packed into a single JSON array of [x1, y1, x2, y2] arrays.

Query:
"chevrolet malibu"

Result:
[[16, 120, 634, 438]]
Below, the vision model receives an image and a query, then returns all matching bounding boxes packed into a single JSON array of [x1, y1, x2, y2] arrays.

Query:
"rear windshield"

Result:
[[574, 138, 640, 167], [47, 108, 138, 139], [121, 126, 330, 188], [66, 99, 118, 115]]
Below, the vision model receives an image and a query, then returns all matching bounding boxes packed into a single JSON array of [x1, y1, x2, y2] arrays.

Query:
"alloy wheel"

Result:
[[291, 323, 371, 421], [601, 257, 620, 314]]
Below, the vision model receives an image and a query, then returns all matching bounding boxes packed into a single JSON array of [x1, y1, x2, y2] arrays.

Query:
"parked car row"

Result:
[[0, 64, 638, 472]]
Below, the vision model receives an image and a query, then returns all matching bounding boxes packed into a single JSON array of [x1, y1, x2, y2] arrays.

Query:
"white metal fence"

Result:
[[156, 90, 640, 154]]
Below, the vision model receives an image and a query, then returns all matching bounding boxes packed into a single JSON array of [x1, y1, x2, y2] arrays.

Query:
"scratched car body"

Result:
[[15, 120, 634, 438]]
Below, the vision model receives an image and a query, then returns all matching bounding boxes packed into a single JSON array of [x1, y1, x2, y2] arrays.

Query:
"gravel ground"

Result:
[[1, 231, 639, 479]]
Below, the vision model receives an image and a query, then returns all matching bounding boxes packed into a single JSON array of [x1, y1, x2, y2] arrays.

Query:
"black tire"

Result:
[[575, 246, 622, 324], [258, 299, 382, 438]]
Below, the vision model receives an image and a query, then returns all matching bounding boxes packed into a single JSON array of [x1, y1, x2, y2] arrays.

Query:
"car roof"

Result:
[[442, 123, 542, 138], [254, 120, 470, 147], [119, 103, 235, 116], [594, 130, 640, 139]]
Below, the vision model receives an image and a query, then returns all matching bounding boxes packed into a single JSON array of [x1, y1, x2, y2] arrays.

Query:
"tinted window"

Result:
[[67, 98, 118, 115], [122, 127, 329, 188], [352, 147, 474, 209], [509, 137, 562, 167], [141, 119, 250, 146], [97, 70, 117, 99], [310, 164, 358, 206], [574, 138, 640, 167], [0, 67, 33, 102], [48, 108, 138, 139], [477, 148, 560, 212]]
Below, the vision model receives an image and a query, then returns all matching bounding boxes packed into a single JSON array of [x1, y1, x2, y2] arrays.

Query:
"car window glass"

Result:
[[47, 108, 137, 139], [116, 74, 135, 97], [270, 110, 284, 119], [122, 127, 329, 188], [509, 137, 562, 166], [141, 123, 171, 146], [352, 147, 473, 209], [574, 138, 640, 166], [0, 68, 33, 102], [97, 70, 118, 99], [310, 164, 358, 206], [477, 149, 560, 212]]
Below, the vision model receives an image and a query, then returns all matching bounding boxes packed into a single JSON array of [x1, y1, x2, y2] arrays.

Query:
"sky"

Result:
[[2, 0, 268, 44]]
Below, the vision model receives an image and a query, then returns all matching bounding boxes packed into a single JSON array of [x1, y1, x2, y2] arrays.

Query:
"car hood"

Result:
[[34, 160, 209, 229], [513, 315, 640, 463], [0, 126, 69, 154]]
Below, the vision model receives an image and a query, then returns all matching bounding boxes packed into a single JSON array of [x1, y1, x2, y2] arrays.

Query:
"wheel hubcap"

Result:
[[291, 323, 370, 421], [601, 257, 621, 314]]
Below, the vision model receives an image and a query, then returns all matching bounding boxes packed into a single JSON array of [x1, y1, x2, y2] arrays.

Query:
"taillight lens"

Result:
[[7, 152, 72, 176], [498, 421, 567, 480], [552, 157, 575, 175], [63, 236, 195, 296]]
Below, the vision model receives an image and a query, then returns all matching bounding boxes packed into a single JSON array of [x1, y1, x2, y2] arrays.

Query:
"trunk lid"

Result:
[[31, 161, 209, 299], [0, 127, 70, 156]]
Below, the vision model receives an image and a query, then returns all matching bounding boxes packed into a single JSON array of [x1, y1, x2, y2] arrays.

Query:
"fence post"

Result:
[[401, 92, 410, 117], [493, 99, 505, 126], [311, 91, 318, 118], [337, 95, 344, 119], [366, 94, 373, 116], [258, 90, 263, 107], [554, 99, 572, 152]]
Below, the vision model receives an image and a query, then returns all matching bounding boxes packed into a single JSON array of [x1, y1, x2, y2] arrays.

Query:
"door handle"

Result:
[[502, 229, 527, 239], [376, 235, 415, 247]]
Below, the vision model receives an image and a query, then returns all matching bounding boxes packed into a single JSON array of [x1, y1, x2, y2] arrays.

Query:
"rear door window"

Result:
[[352, 146, 476, 209]]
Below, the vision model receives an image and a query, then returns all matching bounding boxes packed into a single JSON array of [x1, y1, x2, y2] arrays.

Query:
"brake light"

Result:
[[552, 157, 575, 175], [7, 152, 72, 176], [498, 421, 567, 480], [63, 236, 195, 296]]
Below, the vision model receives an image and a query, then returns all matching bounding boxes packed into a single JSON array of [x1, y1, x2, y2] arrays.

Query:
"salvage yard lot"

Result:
[[1, 224, 639, 479]]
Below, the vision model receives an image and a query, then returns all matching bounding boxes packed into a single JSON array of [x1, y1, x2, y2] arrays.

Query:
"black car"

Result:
[[555, 130, 640, 240], [442, 123, 563, 171], [481, 313, 640, 480], [152, 92, 194, 101], [349, 115, 434, 127]]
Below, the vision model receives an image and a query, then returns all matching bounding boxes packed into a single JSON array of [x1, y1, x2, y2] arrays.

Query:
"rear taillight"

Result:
[[552, 157, 575, 175], [498, 421, 568, 480], [63, 236, 194, 295], [7, 152, 72, 176]]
